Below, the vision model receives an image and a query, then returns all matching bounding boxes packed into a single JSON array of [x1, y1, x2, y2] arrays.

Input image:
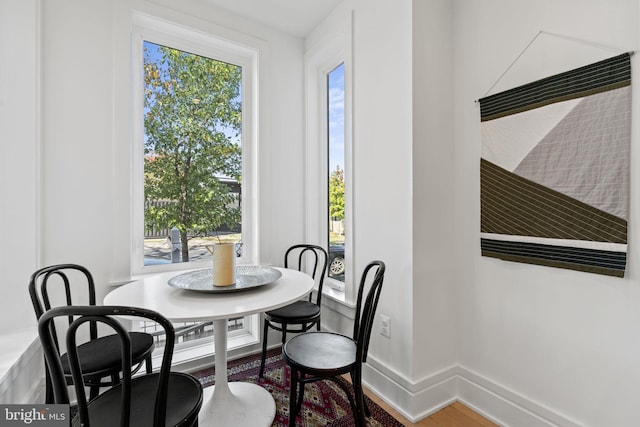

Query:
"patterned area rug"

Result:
[[191, 348, 404, 427]]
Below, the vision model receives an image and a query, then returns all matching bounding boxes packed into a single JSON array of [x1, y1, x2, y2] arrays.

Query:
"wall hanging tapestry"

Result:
[[479, 52, 631, 277]]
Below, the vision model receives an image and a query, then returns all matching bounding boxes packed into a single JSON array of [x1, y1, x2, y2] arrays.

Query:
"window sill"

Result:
[[151, 327, 259, 371], [319, 281, 356, 320], [323, 283, 346, 303]]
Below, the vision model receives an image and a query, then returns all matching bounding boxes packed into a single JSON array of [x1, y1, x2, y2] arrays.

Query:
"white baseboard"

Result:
[[456, 366, 582, 427], [362, 356, 458, 422], [362, 357, 582, 427]]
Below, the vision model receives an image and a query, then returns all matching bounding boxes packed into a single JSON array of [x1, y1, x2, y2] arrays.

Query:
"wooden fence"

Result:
[[144, 199, 174, 238], [144, 196, 242, 239]]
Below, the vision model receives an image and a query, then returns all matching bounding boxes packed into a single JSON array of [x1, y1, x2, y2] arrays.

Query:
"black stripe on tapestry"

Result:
[[479, 53, 631, 121], [481, 238, 626, 277]]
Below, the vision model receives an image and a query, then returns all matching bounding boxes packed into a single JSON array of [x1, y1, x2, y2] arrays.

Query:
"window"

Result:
[[131, 13, 257, 275], [304, 12, 353, 303], [328, 64, 346, 283], [130, 13, 260, 362]]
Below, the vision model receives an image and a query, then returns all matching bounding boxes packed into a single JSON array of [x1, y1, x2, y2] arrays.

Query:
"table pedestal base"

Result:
[[198, 377, 276, 426]]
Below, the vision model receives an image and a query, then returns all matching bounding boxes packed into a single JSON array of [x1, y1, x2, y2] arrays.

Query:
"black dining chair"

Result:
[[39, 305, 203, 427], [283, 260, 385, 427], [29, 264, 155, 403], [259, 244, 329, 378]]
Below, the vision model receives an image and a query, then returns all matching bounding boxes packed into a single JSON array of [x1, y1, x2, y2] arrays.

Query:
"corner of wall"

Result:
[[362, 356, 458, 422], [361, 360, 584, 426]]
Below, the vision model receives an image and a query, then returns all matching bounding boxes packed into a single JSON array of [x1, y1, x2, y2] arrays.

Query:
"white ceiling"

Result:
[[202, 0, 343, 37]]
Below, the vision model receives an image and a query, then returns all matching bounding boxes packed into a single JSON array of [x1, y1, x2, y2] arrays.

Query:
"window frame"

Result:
[[130, 13, 258, 276], [304, 15, 354, 305], [128, 13, 261, 365]]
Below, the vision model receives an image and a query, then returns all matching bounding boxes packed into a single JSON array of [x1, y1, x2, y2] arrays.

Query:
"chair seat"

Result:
[[72, 373, 203, 427], [284, 331, 356, 376], [265, 300, 320, 323], [60, 332, 154, 378]]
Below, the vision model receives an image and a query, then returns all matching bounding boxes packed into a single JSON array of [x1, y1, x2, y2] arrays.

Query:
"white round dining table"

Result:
[[103, 266, 314, 427]]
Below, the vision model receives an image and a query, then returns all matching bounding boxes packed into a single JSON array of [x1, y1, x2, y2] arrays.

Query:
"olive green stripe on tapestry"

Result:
[[480, 159, 627, 243], [480, 53, 631, 121], [481, 250, 625, 278]]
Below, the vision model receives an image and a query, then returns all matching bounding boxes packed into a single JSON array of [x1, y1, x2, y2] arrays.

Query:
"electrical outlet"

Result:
[[380, 314, 390, 338]]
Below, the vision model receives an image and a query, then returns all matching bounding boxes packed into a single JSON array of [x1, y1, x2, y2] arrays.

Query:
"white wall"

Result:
[[350, 0, 415, 379], [453, 1, 640, 426], [41, 0, 117, 290], [0, 0, 43, 405], [0, 0, 40, 332], [303, 1, 436, 419], [38, 0, 306, 304], [305, 1, 458, 421], [412, 0, 456, 379]]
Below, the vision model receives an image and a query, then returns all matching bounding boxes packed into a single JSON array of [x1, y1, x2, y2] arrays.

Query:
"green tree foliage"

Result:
[[144, 43, 242, 262], [329, 165, 345, 222]]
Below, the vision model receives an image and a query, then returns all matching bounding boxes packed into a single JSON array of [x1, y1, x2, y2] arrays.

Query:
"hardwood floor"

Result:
[[363, 383, 498, 426]]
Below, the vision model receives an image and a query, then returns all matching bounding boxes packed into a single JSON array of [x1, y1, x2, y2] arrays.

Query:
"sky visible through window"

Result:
[[328, 63, 345, 173]]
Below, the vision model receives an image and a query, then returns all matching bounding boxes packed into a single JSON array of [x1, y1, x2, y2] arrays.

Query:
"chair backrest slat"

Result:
[[67, 315, 133, 426], [284, 244, 329, 305], [352, 261, 385, 364], [38, 305, 176, 427], [29, 264, 99, 343]]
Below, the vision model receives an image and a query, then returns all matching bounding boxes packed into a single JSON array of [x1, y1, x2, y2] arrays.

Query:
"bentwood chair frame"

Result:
[[39, 305, 203, 427], [259, 244, 328, 378], [283, 260, 385, 427], [29, 264, 154, 402]]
